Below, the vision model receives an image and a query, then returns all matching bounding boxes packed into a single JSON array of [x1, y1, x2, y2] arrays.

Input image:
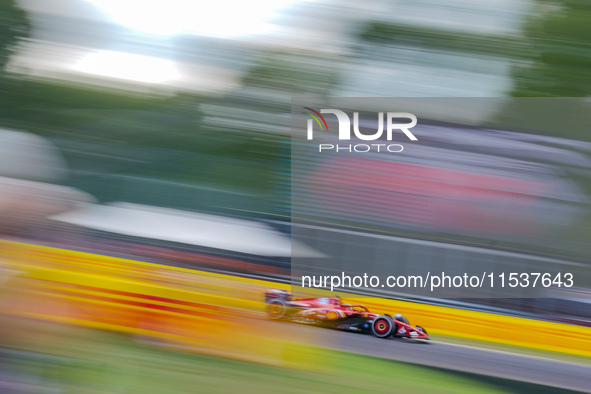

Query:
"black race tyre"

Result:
[[371, 315, 394, 338]]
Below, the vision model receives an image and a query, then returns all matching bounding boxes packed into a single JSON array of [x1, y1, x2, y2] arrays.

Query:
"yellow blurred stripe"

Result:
[[349, 297, 591, 358], [3, 240, 589, 358]]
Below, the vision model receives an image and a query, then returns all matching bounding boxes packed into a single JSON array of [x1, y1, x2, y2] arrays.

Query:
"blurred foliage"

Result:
[[0, 79, 282, 201], [0, 80, 185, 147], [360, 1, 591, 98], [359, 22, 523, 58], [0, 1, 283, 195], [0, 80, 282, 193], [242, 51, 340, 96], [511, 0, 591, 97], [486, 1, 591, 139], [0, 1, 284, 191], [0, 326, 573, 394], [360, 6, 591, 142], [0, 0, 30, 79], [1, 0, 590, 209]]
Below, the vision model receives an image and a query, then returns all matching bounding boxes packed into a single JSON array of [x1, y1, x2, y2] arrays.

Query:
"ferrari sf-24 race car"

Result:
[[265, 290, 429, 340]]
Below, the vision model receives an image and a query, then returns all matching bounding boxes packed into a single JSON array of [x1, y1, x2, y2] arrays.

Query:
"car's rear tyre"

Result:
[[266, 299, 287, 319], [371, 315, 394, 338]]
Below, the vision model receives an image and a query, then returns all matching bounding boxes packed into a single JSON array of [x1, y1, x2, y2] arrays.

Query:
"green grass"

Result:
[[3, 328, 579, 394]]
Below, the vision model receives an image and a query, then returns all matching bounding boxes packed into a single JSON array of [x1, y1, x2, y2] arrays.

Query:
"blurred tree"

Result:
[[358, 22, 520, 59], [511, 0, 591, 96], [488, 1, 591, 141], [0, 0, 30, 79], [242, 51, 341, 97]]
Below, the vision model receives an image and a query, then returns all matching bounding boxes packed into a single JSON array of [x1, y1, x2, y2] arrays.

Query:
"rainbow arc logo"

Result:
[[304, 107, 328, 132], [301, 106, 417, 153]]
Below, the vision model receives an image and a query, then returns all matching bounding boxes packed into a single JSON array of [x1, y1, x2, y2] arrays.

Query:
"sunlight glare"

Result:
[[88, 0, 300, 37], [73, 51, 180, 84]]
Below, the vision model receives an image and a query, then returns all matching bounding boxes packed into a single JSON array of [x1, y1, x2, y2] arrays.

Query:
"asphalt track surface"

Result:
[[291, 324, 591, 393]]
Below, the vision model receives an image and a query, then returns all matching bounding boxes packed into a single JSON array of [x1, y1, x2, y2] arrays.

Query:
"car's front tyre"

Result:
[[371, 315, 394, 338]]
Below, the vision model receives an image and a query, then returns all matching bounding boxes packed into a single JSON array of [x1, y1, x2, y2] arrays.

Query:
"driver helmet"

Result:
[[394, 314, 410, 325]]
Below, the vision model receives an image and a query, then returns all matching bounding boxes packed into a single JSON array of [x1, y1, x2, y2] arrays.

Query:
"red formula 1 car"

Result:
[[265, 290, 429, 340]]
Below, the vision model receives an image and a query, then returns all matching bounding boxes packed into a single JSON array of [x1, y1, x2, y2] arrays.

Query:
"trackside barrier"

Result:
[[0, 241, 318, 369], [2, 241, 590, 358], [348, 298, 591, 358]]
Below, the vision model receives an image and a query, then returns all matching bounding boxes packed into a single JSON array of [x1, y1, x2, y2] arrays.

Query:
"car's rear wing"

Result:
[[265, 289, 292, 303]]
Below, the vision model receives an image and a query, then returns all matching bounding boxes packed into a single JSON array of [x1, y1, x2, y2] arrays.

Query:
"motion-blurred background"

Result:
[[1, 0, 591, 392]]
